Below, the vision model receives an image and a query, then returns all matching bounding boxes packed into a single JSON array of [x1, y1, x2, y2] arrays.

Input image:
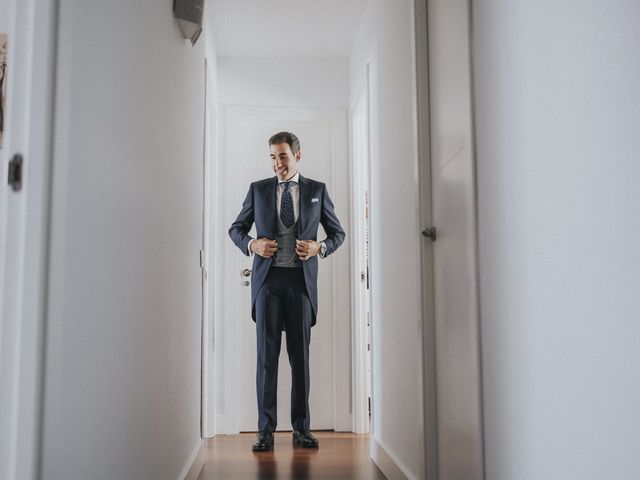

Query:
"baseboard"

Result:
[[178, 438, 206, 480], [370, 436, 416, 480], [215, 415, 226, 434]]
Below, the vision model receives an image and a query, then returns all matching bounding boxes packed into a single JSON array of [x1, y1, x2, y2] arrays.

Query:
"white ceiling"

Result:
[[208, 0, 369, 59]]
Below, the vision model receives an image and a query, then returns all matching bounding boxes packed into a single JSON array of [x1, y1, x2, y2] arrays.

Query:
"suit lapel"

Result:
[[298, 174, 310, 235], [265, 177, 278, 238]]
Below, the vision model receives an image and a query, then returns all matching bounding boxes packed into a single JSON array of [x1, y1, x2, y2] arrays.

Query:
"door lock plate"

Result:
[[8, 154, 23, 192]]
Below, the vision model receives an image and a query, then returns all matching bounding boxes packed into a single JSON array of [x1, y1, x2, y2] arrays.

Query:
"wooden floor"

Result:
[[196, 432, 387, 479]]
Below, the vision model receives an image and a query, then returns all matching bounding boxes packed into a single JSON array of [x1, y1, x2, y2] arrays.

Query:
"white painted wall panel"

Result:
[[218, 57, 350, 107], [40, 2, 211, 479], [1, 1, 59, 479], [350, 1, 424, 478], [474, 2, 640, 479]]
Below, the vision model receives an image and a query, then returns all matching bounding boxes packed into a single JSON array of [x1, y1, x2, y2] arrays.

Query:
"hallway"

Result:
[[2, 0, 640, 479], [195, 432, 385, 479]]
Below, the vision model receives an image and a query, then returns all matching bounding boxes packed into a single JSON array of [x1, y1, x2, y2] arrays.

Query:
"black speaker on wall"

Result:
[[173, 0, 205, 45]]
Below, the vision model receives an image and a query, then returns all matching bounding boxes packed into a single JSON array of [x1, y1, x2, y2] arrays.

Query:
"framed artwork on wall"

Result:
[[0, 33, 7, 147]]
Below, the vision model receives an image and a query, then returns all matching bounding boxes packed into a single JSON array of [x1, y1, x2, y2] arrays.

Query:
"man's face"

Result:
[[270, 143, 301, 181]]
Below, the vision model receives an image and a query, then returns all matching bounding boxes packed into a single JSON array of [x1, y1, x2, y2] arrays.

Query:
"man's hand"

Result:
[[251, 238, 278, 258], [296, 240, 321, 261]]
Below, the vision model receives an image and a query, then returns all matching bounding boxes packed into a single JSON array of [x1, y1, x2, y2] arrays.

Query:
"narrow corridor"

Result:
[[196, 433, 385, 479], [3, 1, 640, 479]]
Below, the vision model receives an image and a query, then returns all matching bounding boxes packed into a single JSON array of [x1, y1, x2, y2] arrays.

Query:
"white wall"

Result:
[[474, 2, 640, 479], [217, 56, 350, 107], [40, 2, 215, 479], [0, 6, 18, 461], [0, 0, 16, 373], [1, 1, 59, 479], [201, 17, 219, 441], [350, 1, 424, 478]]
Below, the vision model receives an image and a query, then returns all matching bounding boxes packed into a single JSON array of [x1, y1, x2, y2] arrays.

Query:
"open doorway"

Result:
[[218, 105, 351, 433], [206, 1, 369, 437]]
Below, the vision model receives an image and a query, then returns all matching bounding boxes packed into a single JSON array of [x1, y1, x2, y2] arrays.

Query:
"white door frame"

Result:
[[215, 105, 351, 434], [349, 64, 373, 434], [0, 0, 57, 479], [200, 56, 215, 438], [414, 0, 439, 477]]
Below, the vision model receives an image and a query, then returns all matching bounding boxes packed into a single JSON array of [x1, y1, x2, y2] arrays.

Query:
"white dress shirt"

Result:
[[277, 171, 301, 221]]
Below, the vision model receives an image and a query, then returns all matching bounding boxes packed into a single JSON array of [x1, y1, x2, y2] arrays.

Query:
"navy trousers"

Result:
[[255, 267, 313, 433]]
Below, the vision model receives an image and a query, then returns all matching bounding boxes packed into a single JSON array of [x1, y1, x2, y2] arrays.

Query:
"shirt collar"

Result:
[[278, 171, 300, 185]]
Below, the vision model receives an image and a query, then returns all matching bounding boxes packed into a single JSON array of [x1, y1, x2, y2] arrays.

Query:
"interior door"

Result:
[[221, 105, 350, 432], [351, 74, 373, 434], [427, 0, 485, 478], [200, 57, 213, 438], [0, 0, 57, 478]]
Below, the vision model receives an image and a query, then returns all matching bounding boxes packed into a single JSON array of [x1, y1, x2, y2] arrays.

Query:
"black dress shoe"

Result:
[[292, 430, 319, 448], [252, 431, 274, 451]]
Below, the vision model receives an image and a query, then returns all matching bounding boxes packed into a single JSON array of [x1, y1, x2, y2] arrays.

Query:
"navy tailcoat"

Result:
[[228, 174, 346, 326]]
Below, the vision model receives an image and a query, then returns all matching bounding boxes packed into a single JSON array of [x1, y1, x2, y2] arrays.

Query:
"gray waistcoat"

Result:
[[272, 216, 301, 268]]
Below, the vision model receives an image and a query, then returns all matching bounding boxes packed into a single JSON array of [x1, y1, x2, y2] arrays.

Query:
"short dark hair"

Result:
[[269, 131, 300, 154]]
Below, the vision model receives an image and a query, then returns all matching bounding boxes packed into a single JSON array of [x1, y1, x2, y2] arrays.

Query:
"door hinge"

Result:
[[7, 154, 23, 192], [199, 249, 205, 268]]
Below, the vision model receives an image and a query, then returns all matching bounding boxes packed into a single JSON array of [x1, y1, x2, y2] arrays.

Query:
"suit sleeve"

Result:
[[228, 183, 255, 256], [319, 184, 346, 257]]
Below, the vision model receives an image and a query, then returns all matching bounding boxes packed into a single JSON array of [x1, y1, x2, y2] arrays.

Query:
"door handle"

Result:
[[241, 268, 252, 277], [422, 227, 437, 241]]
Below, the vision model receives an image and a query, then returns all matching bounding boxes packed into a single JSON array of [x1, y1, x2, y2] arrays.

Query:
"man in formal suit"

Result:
[[229, 131, 345, 452]]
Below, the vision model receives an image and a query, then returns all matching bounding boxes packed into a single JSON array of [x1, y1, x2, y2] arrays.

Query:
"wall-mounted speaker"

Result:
[[173, 0, 205, 45]]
